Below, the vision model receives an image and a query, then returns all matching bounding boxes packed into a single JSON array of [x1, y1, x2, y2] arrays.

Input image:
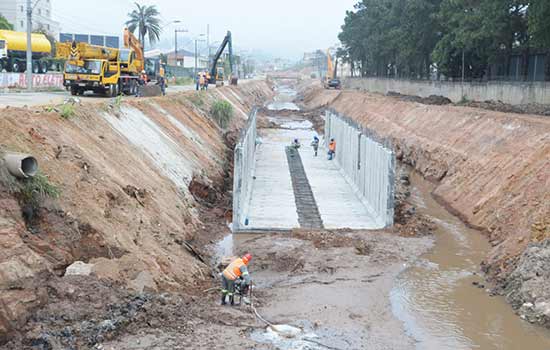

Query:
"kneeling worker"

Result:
[[221, 253, 252, 305]]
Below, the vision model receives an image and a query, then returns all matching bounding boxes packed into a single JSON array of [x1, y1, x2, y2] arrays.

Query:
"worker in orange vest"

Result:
[[221, 253, 252, 305], [328, 138, 336, 160]]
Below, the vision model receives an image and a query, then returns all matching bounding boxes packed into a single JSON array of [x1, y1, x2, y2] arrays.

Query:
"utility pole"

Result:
[[206, 24, 210, 59], [174, 28, 187, 67], [174, 29, 177, 66], [26, 0, 32, 91]]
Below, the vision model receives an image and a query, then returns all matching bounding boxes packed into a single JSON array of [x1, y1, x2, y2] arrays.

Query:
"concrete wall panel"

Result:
[[232, 108, 257, 231], [324, 110, 395, 227]]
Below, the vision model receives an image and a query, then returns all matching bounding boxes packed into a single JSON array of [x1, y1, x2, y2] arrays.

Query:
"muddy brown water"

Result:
[[391, 172, 550, 349]]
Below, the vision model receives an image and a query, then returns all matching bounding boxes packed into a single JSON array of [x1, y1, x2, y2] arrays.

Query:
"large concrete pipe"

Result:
[[2, 152, 38, 178]]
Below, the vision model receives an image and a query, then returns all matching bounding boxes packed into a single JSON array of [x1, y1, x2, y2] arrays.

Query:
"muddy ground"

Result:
[[2, 84, 438, 349]]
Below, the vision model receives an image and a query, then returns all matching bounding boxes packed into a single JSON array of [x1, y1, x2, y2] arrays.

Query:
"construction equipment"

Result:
[[208, 31, 237, 86], [56, 28, 160, 97], [323, 49, 341, 89], [0, 30, 52, 73]]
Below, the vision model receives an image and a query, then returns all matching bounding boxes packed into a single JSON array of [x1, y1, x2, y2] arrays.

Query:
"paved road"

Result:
[[0, 85, 194, 108]]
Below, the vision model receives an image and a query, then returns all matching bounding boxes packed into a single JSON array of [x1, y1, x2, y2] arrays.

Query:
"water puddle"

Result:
[[390, 172, 550, 349], [268, 84, 300, 111], [267, 101, 300, 111], [267, 117, 313, 130]]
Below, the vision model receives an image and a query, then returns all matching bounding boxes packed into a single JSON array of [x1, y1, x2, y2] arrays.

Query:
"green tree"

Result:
[[0, 13, 13, 30], [125, 3, 162, 52], [432, 0, 528, 79], [529, 0, 550, 48]]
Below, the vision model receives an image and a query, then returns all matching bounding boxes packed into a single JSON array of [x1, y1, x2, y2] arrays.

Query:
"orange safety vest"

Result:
[[329, 141, 336, 152], [223, 258, 246, 281]]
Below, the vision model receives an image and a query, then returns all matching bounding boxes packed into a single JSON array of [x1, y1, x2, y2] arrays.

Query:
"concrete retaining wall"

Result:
[[345, 77, 550, 105], [232, 108, 258, 231], [325, 110, 395, 227]]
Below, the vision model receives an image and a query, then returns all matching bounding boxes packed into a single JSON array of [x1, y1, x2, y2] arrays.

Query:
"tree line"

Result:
[[338, 0, 550, 80]]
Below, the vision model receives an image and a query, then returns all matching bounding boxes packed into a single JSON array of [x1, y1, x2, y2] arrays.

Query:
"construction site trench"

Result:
[[0, 78, 549, 349]]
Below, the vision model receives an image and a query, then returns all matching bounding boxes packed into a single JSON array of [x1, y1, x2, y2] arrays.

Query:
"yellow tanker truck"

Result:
[[0, 30, 54, 73]]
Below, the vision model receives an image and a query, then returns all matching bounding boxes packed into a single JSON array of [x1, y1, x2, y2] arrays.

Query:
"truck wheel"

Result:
[[70, 86, 78, 96], [32, 61, 40, 74], [39, 62, 48, 74], [13, 61, 23, 73]]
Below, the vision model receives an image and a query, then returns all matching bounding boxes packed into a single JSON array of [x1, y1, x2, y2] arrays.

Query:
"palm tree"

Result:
[[0, 13, 13, 30], [125, 3, 162, 52]]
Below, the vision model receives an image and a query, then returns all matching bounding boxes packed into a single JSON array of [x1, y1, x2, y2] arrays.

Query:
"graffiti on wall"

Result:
[[0, 73, 64, 89]]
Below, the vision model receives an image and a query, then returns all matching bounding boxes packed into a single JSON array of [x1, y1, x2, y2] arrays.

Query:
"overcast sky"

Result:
[[51, 0, 357, 60]]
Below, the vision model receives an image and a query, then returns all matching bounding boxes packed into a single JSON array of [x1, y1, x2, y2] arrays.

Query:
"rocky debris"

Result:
[[393, 166, 434, 237], [65, 261, 94, 276], [188, 174, 221, 207], [458, 99, 550, 116], [504, 239, 550, 327], [387, 91, 452, 105]]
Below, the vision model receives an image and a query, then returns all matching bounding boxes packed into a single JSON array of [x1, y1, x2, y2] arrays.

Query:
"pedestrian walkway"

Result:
[[244, 121, 380, 231]]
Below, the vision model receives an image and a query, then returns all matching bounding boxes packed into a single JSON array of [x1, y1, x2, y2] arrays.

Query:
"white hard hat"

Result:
[[142, 70, 146, 74]]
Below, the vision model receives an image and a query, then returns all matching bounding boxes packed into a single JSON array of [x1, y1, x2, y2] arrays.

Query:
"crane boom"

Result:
[[123, 28, 144, 72], [56, 41, 118, 61], [209, 31, 234, 84], [326, 49, 334, 80]]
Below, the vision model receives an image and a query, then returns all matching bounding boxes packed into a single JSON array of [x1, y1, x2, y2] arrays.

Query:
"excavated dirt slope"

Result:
[[302, 82, 550, 324], [0, 81, 272, 345]]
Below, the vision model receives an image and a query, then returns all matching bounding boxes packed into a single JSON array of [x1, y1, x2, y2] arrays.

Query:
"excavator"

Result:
[[208, 31, 237, 86], [56, 28, 161, 97], [324, 49, 341, 90]]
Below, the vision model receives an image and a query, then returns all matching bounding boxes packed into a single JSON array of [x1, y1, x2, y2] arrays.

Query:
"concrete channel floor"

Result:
[[244, 119, 380, 230]]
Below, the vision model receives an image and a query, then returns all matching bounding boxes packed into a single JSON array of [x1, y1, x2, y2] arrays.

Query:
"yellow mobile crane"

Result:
[[56, 28, 144, 96]]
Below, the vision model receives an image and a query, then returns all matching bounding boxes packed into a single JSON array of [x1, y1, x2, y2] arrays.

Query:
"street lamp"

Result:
[[174, 28, 188, 67], [194, 34, 206, 76]]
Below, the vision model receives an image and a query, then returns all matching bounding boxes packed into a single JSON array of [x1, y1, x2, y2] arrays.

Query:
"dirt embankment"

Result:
[[302, 82, 550, 325], [0, 81, 273, 347]]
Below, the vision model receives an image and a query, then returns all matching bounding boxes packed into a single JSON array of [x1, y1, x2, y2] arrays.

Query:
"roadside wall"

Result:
[[325, 109, 395, 227], [345, 77, 550, 105], [232, 108, 257, 231], [0, 72, 63, 89]]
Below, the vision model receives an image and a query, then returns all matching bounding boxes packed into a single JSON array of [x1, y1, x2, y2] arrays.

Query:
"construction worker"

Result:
[[328, 138, 336, 160], [196, 72, 201, 90], [157, 64, 166, 96], [199, 72, 206, 91], [136, 70, 148, 97], [221, 253, 252, 306], [311, 136, 320, 156], [205, 72, 211, 90], [291, 138, 301, 149]]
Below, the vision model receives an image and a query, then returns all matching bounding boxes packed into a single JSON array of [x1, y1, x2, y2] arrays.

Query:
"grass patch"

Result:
[[210, 100, 234, 129], [20, 172, 60, 208], [60, 103, 76, 119], [173, 76, 194, 86], [186, 92, 205, 108]]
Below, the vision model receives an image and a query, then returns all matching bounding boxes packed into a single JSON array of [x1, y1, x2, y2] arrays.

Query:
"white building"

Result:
[[0, 0, 60, 36], [145, 48, 209, 69]]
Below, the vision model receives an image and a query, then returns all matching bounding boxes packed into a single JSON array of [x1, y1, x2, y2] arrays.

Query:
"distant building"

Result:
[[145, 48, 208, 69], [0, 0, 60, 36]]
